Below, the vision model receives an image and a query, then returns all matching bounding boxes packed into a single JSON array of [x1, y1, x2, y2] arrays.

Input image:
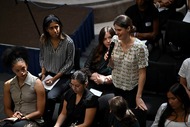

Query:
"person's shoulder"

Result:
[[134, 38, 147, 47], [4, 79, 12, 86], [4, 77, 15, 90], [184, 58, 190, 63], [125, 4, 138, 15], [151, 5, 159, 14], [181, 58, 190, 66], [64, 34, 74, 43], [127, 4, 137, 10], [64, 88, 75, 99], [160, 103, 167, 110], [84, 89, 99, 104]]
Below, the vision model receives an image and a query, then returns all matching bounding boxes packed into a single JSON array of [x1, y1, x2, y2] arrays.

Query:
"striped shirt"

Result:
[[39, 35, 75, 75]]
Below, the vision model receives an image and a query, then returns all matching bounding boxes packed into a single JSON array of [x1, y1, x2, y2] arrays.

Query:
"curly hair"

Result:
[[2, 46, 28, 69]]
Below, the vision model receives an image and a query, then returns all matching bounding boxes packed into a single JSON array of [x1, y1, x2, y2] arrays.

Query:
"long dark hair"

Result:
[[40, 14, 66, 43], [158, 83, 190, 127], [92, 26, 115, 64]]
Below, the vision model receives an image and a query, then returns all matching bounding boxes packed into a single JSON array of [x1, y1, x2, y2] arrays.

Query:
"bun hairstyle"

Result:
[[2, 46, 28, 68], [71, 70, 88, 85], [113, 15, 136, 33]]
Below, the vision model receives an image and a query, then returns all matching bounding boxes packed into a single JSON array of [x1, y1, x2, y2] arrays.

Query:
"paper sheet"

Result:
[[90, 88, 102, 97], [42, 75, 60, 90]]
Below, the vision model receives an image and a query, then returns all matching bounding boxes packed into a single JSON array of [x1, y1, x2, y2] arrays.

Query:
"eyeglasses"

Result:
[[69, 83, 81, 89]]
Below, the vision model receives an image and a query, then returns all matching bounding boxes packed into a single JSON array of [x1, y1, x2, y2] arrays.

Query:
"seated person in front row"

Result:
[[151, 83, 190, 127], [54, 70, 99, 127], [107, 96, 140, 127], [0, 46, 45, 127]]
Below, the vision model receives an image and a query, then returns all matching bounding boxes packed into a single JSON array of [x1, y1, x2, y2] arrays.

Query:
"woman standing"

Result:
[[1, 46, 45, 127], [106, 15, 149, 127], [39, 14, 75, 126]]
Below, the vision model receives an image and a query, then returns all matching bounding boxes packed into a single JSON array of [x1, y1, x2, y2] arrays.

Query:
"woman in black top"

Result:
[[83, 26, 116, 94], [54, 70, 98, 127]]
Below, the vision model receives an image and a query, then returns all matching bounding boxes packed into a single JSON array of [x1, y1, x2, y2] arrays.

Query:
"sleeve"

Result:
[[64, 88, 73, 102], [137, 43, 149, 69], [59, 37, 75, 74], [152, 5, 159, 19], [84, 91, 99, 108], [178, 58, 190, 78], [83, 48, 96, 76], [151, 103, 167, 127], [125, 6, 133, 17], [39, 43, 44, 68]]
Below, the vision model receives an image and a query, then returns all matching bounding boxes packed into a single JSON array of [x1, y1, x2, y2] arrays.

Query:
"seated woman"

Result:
[[54, 70, 98, 127], [83, 26, 116, 94], [125, 0, 160, 51], [0, 46, 45, 127], [151, 83, 190, 127], [107, 96, 140, 127]]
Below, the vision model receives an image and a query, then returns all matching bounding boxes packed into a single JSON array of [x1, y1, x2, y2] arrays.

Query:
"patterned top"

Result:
[[111, 38, 148, 91], [39, 34, 75, 75]]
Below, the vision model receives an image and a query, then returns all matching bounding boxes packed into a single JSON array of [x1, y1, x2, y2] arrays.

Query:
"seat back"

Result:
[[144, 60, 178, 94], [143, 61, 178, 120], [174, 0, 187, 10], [165, 20, 190, 56], [74, 48, 81, 70]]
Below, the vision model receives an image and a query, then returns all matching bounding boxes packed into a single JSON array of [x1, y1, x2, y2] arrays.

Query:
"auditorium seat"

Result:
[[143, 60, 178, 121], [165, 20, 190, 58]]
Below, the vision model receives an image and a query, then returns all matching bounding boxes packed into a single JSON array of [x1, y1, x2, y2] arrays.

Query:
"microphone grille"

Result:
[[111, 35, 118, 43]]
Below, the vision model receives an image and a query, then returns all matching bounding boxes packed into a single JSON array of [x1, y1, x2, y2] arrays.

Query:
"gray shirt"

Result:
[[39, 35, 75, 75], [10, 72, 38, 115]]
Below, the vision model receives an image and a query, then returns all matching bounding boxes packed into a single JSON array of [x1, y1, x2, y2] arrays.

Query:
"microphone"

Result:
[[106, 35, 117, 62]]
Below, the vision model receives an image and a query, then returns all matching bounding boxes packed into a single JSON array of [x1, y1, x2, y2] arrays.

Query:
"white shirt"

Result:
[[178, 58, 190, 89], [151, 103, 190, 127]]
